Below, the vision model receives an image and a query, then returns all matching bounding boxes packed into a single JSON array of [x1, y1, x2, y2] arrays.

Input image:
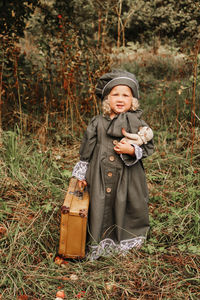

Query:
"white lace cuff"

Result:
[[87, 237, 145, 261], [72, 161, 89, 181], [133, 144, 143, 160], [120, 144, 143, 166]]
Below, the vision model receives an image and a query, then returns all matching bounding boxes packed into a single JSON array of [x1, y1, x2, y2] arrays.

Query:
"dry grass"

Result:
[[0, 118, 199, 299], [0, 46, 200, 299]]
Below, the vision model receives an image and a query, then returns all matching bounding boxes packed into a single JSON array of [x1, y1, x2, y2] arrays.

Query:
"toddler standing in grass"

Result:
[[72, 69, 154, 260]]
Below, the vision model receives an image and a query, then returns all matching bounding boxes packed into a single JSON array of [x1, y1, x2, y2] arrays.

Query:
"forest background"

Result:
[[0, 0, 200, 299]]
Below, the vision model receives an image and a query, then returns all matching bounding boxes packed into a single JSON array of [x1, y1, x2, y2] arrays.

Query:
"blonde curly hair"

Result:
[[102, 96, 140, 116]]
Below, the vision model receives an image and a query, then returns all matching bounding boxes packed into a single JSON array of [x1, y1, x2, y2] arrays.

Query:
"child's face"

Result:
[[108, 85, 133, 117]]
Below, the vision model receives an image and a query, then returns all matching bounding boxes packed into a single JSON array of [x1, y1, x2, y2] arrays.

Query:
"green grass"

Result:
[[0, 74, 200, 299]]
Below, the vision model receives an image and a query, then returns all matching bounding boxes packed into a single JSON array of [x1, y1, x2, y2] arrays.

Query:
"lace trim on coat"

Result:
[[87, 236, 145, 261], [72, 161, 89, 181], [120, 144, 143, 166]]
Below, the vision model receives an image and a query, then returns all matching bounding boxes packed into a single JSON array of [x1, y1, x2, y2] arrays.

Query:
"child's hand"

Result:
[[78, 179, 87, 190], [114, 140, 135, 156]]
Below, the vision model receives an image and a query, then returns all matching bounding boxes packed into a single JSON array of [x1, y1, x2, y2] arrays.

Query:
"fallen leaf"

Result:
[[70, 274, 78, 281], [0, 225, 7, 236], [18, 295, 29, 300], [61, 277, 69, 281], [105, 282, 116, 292], [76, 291, 86, 298], [56, 290, 65, 299], [54, 256, 63, 265]]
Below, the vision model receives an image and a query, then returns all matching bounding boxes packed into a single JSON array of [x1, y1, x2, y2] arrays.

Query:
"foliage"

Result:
[[52, 0, 200, 47], [0, 0, 39, 37], [1, 0, 200, 46], [124, 0, 200, 45], [0, 4, 200, 298], [53, 0, 119, 42], [112, 42, 193, 80], [0, 8, 112, 135], [1, 0, 200, 137], [0, 65, 200, 298]]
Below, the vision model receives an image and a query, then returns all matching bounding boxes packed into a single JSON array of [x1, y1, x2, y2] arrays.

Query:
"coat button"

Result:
[[107, 172, 112, 177], [113, 140, 118, 145], [106, 187, 112, 193], [109, 155, 115, 161]]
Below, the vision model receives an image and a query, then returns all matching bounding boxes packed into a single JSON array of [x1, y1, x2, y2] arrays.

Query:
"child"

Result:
[[72, 69, 154, 260]]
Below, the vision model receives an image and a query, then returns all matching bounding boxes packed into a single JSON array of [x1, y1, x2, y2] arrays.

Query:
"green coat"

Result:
[[79, 110, 154, 245]]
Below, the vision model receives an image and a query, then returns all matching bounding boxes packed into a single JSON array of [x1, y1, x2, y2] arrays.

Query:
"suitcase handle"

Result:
[[68, 184, 87, 199]]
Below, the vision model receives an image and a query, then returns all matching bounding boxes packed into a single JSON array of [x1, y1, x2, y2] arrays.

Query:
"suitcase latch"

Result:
[[69, 191, 83, 198], [61, 206, 70, 214], [79, 209, 88, 218]]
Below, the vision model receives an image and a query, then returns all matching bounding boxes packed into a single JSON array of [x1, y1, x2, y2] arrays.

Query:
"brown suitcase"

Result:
[[58, 177, 89, 259]]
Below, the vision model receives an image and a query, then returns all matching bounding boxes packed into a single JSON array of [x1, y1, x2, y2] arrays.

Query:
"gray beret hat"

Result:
[[95, 69, 139, 100]]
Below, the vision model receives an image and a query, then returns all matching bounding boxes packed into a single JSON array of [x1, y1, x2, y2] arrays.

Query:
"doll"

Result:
[[121, 126, 154, 146]]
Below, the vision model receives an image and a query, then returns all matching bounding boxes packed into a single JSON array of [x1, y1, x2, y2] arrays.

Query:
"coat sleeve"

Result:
[[72, 116, 98, 180], [79, 116, 98, 161]]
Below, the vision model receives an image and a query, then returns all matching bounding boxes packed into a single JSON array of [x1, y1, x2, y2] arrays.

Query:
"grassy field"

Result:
[[0, 51, 200, 299]]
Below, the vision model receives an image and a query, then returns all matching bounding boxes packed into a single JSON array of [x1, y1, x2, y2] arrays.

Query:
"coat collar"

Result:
[[105, 110, 143, 137]]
